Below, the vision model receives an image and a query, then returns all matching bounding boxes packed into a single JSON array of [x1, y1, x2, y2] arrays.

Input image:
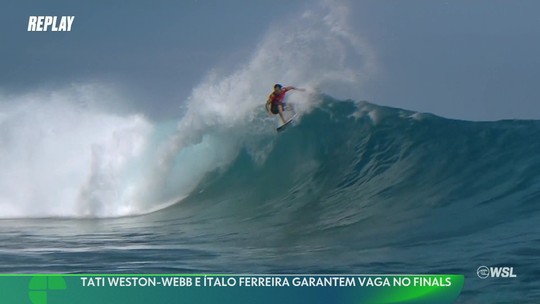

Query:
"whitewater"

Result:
[[0, 2, 539, 303]]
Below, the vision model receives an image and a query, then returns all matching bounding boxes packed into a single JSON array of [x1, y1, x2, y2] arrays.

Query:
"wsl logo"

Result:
[[477, 266, 517, 279]]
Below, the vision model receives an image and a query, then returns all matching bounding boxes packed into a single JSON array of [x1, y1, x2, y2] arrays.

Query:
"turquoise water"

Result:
[[1, 98, 539, 302]]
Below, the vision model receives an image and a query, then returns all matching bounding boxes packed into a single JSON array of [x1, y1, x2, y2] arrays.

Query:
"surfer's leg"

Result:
[[278, 105, 287, 124]]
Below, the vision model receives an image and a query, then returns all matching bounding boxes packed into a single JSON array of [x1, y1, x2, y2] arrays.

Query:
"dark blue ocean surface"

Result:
[[1, 98, 539, 303]]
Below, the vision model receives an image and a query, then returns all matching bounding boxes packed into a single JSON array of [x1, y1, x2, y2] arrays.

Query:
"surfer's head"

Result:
[[274, 84, 283, 92]]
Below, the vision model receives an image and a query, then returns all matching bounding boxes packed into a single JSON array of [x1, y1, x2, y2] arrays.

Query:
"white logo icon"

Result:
[[477, 266, 490, 279], [477, 266, 517, 279]]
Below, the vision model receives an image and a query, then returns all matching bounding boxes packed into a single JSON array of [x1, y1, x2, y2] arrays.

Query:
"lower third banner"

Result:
[[0, 274, 464, 304]]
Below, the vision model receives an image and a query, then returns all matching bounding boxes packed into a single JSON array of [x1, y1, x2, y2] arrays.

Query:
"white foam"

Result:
[[409, 112, 424, 120], [144, 0, 377, 206], [0, 86, 152, 218], [0, 0, 376, 219]]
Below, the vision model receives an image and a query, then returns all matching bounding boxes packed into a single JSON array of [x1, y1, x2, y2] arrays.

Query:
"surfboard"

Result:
[[276, 113, 298, 132]]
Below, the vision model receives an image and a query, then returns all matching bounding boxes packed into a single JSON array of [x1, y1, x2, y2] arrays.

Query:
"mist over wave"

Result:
[[0, 2, 373, 218]]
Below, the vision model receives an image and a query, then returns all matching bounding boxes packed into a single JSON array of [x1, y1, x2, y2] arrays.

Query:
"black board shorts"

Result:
[[270, 103, 280, 114]]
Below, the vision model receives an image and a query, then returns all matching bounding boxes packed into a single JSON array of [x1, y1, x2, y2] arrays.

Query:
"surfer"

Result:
[[266, 84, 304, 124]]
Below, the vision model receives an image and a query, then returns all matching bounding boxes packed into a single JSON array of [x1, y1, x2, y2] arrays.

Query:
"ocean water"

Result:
[[1, 98, 539, 303], [1, 2, 539, 302]]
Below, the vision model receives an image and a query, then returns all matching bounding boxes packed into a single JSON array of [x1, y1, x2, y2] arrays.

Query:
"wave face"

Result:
[[159, 97, 540, 302], [2, 95, 540, 301], [186, 96, 540, 224]]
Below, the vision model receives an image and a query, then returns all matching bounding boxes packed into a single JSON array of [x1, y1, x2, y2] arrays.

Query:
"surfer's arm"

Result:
[[265, 96, 272, 113], [283, 86, 294, 92], [284, 86, 306, 92]]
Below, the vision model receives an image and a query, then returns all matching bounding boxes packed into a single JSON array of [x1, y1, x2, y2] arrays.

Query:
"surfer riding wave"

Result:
[[265, 84, 304, 124]]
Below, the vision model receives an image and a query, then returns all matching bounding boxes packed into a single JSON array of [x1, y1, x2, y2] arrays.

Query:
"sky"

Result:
[[1, 0, 539, 121]]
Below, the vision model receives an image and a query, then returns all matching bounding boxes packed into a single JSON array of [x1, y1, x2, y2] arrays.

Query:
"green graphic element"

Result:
[[362, 275, 465, 303], [28, 276, 67, 304], [0, 274, 464, 304]]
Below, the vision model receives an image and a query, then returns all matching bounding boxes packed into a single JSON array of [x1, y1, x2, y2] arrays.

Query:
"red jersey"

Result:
[[269, 87, 292, 106]]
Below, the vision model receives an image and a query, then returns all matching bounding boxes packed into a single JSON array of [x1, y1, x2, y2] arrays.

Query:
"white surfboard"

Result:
[[276, 113, 298, 132]]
